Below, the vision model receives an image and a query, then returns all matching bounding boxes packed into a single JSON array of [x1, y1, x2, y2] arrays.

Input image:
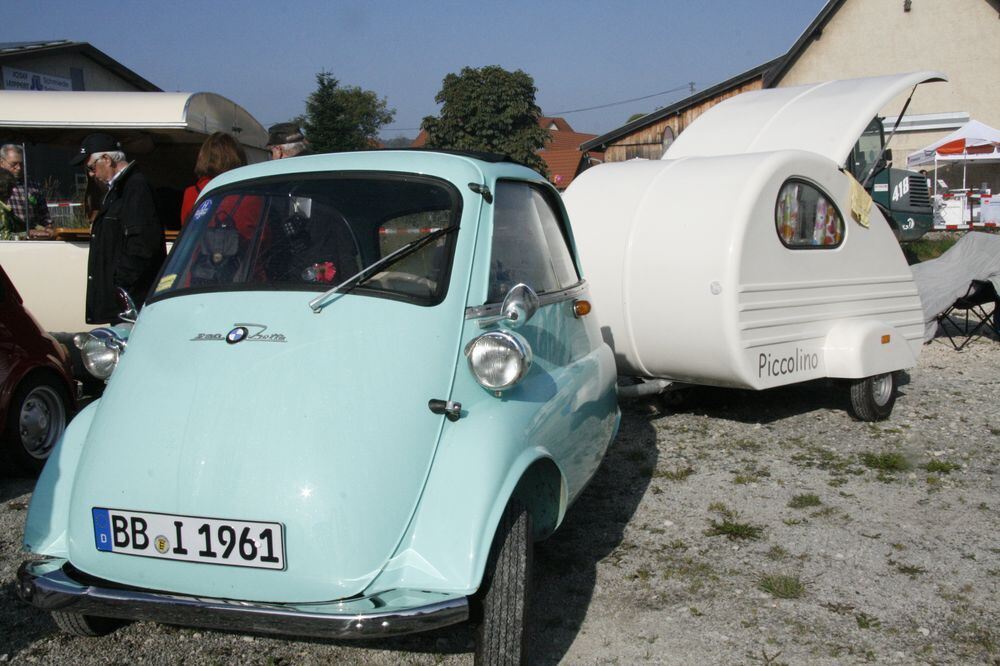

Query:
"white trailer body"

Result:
[[564, 72, 946, 418]]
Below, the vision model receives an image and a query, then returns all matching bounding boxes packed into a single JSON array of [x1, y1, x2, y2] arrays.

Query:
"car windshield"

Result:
[[152, 173, 461, 305], [850, 118, 883, 181]]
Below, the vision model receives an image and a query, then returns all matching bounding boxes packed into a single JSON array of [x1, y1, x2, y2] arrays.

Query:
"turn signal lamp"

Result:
[[573, 299, 592, 318]]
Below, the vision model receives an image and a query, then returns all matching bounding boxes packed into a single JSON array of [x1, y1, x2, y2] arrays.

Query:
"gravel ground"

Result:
[[1, 334, 998, 665]]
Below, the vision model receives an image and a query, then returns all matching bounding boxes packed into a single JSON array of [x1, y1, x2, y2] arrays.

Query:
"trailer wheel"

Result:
[[848, 372, 897, 422], [474, 500, 532, 665], [51, 611, 128, 637]]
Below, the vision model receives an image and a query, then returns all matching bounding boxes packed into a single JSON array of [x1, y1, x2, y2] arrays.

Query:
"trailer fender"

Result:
[[823, 320, 917, 379]]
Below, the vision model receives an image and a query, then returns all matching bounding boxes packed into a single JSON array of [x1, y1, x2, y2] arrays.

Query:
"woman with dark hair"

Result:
[[180, 132, 247, 224]]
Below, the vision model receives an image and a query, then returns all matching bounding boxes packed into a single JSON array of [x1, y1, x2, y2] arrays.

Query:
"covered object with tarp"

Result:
[[911, 232, 1000, 342]]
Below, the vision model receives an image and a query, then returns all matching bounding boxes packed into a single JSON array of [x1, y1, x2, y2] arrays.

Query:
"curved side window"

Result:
[[486, 181, 580, 304], [775, 180, 844, 249]]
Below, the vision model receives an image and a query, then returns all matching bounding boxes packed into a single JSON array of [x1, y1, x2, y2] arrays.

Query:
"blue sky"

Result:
[[5, 1, 827, 138]]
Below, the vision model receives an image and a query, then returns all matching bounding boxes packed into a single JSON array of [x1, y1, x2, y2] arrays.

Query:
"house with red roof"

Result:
[[411, 116, 602, 190]]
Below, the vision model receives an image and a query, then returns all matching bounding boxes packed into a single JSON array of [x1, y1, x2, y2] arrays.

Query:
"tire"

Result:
[[51, 611, 128, 637], [474, 501, 532, 666], [3, 374, 72, 474], [848, 372, 897, 422]]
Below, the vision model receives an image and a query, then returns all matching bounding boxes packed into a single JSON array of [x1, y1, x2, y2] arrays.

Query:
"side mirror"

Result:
[[478, 283, 540, 329], [500, 283, 539, 329], [117, 288, 138, 323]]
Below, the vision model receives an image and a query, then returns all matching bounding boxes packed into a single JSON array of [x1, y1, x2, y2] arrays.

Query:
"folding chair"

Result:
[[936, 280, 1000, 350]]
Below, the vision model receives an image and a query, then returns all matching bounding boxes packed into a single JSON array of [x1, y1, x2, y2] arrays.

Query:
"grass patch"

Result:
[[861, 451, 910, 473], [732, 463, 770, 485], [892, 561, 927, 578], [908, 236, 958, 262], [923, 460, 960, 474], [855, 612, 881, 629], [767, 545, 790, 561], [788, 494, 822, 509], [706, 519, 763, 541], [758, 574, 805, 599], [655, 466, 695, 481]]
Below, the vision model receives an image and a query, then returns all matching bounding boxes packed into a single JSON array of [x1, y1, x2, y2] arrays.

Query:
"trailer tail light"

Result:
[[881, 334, 891, 344]]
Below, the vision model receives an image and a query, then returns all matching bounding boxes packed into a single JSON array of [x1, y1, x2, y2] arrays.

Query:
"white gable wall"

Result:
[[777, 0, 1000, 160]]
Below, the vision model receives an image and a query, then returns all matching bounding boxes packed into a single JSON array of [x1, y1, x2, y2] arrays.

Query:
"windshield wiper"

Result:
[[308, 226, 456, 313]]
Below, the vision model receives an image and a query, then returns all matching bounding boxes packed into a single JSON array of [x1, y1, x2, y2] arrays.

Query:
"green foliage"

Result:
[[758, 574, 805, 599], [909, 236, 958, 262], [421, 65, 550, 174], [788, 494, 822, 509], [303, 71, 395, 153]]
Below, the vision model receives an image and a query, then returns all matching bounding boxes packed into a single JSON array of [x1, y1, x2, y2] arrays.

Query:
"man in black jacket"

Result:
[[70, 134, 166, 324]]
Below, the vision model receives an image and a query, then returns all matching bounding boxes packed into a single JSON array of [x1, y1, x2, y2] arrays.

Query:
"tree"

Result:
[[421, 66, 549, 174], [303, 71, 395, 153]]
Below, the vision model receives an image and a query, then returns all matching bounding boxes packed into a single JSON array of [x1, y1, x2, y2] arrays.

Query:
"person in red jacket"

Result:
[[180, 132, 248, 224]]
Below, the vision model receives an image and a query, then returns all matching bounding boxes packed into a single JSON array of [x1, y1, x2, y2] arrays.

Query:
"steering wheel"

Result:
[[367, 270, 436, 296]]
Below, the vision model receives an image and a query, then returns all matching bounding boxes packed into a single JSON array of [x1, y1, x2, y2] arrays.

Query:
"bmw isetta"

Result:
[[17, 150, 620, 664]]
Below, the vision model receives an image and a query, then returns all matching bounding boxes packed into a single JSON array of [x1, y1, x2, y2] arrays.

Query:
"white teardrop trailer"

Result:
[[564, 72, 946, 421]]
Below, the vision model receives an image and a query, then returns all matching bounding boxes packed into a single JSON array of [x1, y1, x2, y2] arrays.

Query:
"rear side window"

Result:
[[487, 182, 579, 303], [775, 180, 844, 249]]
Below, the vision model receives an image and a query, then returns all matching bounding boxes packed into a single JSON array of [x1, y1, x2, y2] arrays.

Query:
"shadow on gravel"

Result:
[[0, 476, 36, 504], [0, 583, 57, 659], [657, 372, 913, 425], [527, 405, 658, 665]]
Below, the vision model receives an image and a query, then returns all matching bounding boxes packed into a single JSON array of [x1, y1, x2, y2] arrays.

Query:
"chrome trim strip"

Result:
[[465, 281, 588, 319], [17, 560, 468, 640]]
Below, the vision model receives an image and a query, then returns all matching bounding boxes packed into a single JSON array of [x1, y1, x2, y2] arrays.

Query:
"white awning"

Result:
[[0, 90, 267, 150], [665, 71, 947, 165]]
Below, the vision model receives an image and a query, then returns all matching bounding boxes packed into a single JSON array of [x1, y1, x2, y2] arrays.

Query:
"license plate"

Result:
[[92, 508, 284, 570]]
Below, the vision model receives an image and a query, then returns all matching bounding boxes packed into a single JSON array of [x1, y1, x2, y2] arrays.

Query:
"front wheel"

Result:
[[848, 372, 897, 422], [474, 501, 532, 665], [51, 611, 128, 637]]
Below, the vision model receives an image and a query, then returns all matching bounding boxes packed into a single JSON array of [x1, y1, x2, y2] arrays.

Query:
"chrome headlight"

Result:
[[465, 330, 532, 392], [73, 327, 129, 380]]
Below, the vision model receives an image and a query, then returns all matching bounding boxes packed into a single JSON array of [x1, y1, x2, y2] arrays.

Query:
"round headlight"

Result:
[[73, 330, 124, 380], [465, 331, 532, 391]]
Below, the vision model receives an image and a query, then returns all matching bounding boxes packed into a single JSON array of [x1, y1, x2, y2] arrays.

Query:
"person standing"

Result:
[[266, 123, 311, 160], [0, 144, 51, 230], [0, 170, 17, 240], [70, 133, 166, 324], [180, 131, 248, 223]]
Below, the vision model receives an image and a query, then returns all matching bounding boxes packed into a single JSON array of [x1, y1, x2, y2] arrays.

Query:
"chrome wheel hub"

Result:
[[872, 374, 893, 407]]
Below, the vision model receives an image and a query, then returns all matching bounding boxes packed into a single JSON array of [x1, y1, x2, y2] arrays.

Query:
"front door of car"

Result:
[[482, 180, 610, 494]]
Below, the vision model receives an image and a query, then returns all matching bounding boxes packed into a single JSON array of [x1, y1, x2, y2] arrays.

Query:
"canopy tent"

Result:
[[0, 90, 268, 157], [906, 119, 1000, 168]]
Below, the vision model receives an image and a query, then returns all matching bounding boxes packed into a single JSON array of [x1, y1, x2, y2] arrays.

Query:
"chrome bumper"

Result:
[[17, 559, 468, 639]]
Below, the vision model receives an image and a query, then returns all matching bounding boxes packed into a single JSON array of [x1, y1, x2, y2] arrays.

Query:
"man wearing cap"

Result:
[[71, 133, 166, 324], [267, 123, 311, 160]]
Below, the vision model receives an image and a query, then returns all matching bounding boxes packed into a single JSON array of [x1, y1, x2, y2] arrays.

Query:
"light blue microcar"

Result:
[[18, 150, 620, 664]]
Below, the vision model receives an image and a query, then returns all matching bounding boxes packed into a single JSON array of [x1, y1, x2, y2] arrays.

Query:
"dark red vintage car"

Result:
[[1, 264, 77, 474]]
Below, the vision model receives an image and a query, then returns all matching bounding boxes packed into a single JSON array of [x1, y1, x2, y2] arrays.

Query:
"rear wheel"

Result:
[[2, 374, 71, 474], [51, 611, 128, 637], [474, 501, 532, 666], [848, 372, 897, 422]]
